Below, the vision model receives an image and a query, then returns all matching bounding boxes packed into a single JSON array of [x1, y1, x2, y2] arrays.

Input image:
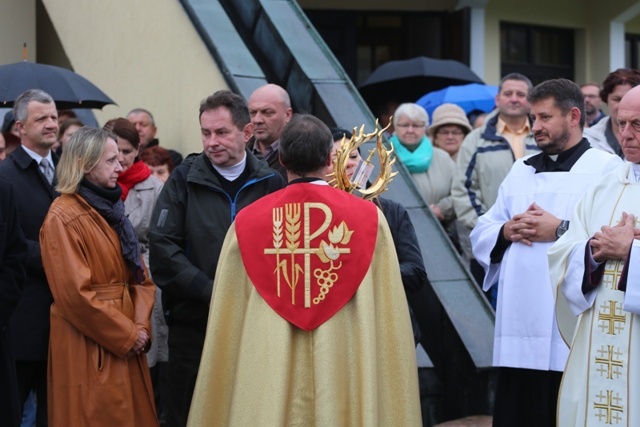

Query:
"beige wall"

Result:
[[0, 0, 36, 64], [38, 0, 228, 156]]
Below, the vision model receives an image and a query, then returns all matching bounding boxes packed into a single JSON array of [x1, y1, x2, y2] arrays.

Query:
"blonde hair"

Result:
[[56, 127, 116, 194]]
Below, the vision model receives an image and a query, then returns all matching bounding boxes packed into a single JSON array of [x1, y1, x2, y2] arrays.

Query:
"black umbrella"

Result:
[[0, 61, 116, 109], [359, 56, 484, 112]]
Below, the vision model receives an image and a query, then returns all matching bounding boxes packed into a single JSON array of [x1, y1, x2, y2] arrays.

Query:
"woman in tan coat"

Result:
[[40, 127, 157, 426]]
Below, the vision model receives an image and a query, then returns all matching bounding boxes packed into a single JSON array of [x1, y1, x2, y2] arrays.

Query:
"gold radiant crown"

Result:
[[328, 120, 398, 201]]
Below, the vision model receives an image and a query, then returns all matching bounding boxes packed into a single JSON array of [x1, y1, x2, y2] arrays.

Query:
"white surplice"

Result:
[[471, 148, 620, 372], [549, 162, 640, 426]]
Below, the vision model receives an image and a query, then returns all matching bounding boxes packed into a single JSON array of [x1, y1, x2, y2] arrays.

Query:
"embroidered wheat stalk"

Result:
[[285, 203, 302, 305], [272, 207, 283, 297]]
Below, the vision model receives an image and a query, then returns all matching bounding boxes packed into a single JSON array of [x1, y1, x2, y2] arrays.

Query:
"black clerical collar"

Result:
[[524, 138, 591, 173]]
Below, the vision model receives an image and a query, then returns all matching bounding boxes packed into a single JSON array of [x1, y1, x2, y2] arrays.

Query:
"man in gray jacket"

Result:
[[452, 73, 538, 230], [149, 90, 285, 427]]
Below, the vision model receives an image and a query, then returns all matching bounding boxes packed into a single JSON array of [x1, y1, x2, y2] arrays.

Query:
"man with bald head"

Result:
[[247, 83, 292, 179], [550, 84, 640, 425]]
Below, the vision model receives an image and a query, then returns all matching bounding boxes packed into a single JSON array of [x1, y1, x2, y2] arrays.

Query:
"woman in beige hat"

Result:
[[427, 103, 472, 161], [427, 103, 474, 263]]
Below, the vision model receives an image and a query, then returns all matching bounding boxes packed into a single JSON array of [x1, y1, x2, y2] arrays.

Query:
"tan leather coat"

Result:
[[40, 194, 158, 427]]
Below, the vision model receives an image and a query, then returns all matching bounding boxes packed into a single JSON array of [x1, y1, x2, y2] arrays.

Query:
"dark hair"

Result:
[[330, 128, 353, 141], [498, 72, 533, 93], [600, 68, 640, 103], [527, 78, 586, 129], [139, 146, 174, 173], [199, 90, 250, 130], [59, 118, 84, 139], [280, 114, 333, 175], [103, 118, 141, 149], [57, 110, 77, 122]]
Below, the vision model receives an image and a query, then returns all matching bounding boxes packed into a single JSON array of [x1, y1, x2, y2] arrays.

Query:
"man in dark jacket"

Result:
[[0, 179, 28, 427], [0, 89, 59, 427], [149, 90, 285, 427], [246, 84, 292, 180]]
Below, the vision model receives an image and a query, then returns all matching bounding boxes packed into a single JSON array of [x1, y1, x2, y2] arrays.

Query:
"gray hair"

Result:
[[392, 103, 429, 129], [13, 89, 55, 122], [126, 108, 156, 126]]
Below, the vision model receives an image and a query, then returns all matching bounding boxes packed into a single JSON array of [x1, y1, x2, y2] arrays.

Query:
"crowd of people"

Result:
[[1, 66, 640, 427]]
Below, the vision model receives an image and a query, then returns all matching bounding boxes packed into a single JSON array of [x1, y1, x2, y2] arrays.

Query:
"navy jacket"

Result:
[[0, 146, 58, 360]]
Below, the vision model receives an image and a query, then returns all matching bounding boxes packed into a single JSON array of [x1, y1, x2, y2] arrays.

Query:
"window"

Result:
[[305, 10, 467, 86], [625, 34, 640, 69], [501, 23, 574, 84]]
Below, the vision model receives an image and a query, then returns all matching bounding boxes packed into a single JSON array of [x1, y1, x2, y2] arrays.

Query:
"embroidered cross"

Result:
[[598, 300, 626, 335], [603, 261, 624, 291], [594, 390, 624, 424], [595, 345, 624, 379]]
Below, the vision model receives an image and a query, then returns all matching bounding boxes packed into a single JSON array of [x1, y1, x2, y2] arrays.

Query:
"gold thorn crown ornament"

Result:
[[328, 120, 398, 201]]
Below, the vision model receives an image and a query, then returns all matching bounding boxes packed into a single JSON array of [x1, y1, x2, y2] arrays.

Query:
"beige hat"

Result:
[[428, 103, 472, 137]]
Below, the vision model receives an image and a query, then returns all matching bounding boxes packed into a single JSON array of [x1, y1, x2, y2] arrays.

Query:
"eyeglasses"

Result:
[[436, 129, 464, 136], [396, 123, 426, 129]]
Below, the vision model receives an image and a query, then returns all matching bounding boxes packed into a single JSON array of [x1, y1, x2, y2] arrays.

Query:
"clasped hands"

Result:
[[503, 202, 559, 246], [590, 212, 640, 262], [126, 329, 150, 359]]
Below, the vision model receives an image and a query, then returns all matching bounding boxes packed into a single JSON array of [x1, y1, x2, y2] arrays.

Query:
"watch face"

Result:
[[556, 221, 569, 238]]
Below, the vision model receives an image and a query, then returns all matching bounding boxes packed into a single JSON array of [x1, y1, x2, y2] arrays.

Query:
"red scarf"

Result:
[[117, 160, 151, 201]]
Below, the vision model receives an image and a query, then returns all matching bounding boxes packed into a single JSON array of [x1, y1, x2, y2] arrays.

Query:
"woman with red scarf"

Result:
[[104, 118, 167, 421]]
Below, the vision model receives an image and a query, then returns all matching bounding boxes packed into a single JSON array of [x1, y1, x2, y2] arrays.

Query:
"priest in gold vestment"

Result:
[[549, 85, 640, 426], [187, 114, 421, 426]]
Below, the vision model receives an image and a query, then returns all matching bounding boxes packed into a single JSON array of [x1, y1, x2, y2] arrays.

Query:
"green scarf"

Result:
[[390, 135, 433, 173]]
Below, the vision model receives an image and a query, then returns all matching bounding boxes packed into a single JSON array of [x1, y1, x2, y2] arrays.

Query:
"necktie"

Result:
[[40, 158, 54, 185]]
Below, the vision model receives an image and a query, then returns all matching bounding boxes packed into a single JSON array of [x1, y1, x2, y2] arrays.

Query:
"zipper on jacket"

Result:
[[206, 173, 276, 222], [230, 173, 275, 221]]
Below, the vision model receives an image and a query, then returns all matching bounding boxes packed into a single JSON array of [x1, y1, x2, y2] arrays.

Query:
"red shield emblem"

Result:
[[235, 184, 378, 331]]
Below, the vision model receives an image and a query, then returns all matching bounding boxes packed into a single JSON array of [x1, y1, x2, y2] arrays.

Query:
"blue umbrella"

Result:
[[416, 83, 498, 117]]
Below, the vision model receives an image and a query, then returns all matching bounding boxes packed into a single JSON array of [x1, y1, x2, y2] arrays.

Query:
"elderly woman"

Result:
[[428, 103, 472, 160], [39, 127, 157, 426], [584, 68, 640, 158], [427, 104, 474, 263], [390, 103, 456, 224], [104, 118, 167, 419]]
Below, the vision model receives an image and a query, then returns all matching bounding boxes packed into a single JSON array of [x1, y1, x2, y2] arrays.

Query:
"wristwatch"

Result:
[[556, 220, 570, 239]]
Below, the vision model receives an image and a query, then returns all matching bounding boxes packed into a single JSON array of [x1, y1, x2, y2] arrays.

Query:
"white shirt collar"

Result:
[[21, 144, 53, 165], [630, 162, 640, 183], [211, 151, 247, 181]]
